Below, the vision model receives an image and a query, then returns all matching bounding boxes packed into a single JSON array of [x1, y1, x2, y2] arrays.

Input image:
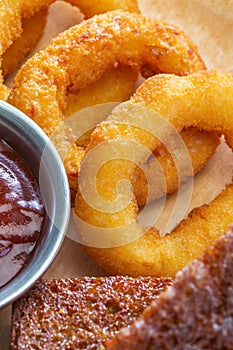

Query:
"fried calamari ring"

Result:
[[1, 0, 140, 91], [64, 65, 138, 120], [2, 9, 48, 77], [0, 0, 54, 99], [8, 10, 206, 134], [133, 128, 219, 206], [8, 10, 208, 200], [74, 70, 233, 277], [64, 64, 139, 200]]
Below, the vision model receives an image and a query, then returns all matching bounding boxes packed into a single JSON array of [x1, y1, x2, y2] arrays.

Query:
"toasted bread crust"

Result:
[[11, 276, 173, 349], [107, 230, 233, 349]]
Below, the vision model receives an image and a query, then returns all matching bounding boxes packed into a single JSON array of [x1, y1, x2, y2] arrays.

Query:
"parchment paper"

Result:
[[1, 1, 233, 348], [138, 0, 233, 74]]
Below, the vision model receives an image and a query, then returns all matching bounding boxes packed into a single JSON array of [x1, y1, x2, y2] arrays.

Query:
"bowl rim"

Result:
[[0, 100, 70, 308]]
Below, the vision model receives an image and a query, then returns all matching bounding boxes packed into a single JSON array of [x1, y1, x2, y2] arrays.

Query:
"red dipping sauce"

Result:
[[0, 140, 45, 287]]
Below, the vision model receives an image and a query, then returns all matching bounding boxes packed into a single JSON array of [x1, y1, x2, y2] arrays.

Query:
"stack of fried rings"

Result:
[[0, 0, 139, 98], [8, 11, 232, 277], [74, 70, 233, 277], [8, 10, 219, 202]]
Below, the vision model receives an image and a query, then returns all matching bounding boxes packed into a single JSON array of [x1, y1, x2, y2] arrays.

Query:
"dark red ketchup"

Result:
[[0, 139, 45, 287]]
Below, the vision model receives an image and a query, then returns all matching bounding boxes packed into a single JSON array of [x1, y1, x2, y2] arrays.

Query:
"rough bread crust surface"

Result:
[[11, 276, 173, 349], [107, 230, 233, 349]]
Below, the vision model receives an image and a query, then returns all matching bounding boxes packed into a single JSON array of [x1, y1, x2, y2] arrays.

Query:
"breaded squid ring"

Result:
[[64, 66, 219, 204], [0, 0, 54, 99], [74, 70, 233, 277], [8, 10, 210, 200], [64, 64, 139, 200], [64, 65, 138, 120], [133, 127, 219, 206], [2, 9, 48, 77]]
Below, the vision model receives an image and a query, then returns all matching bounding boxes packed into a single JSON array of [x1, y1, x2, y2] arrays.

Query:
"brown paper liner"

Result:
[[1, 2, 233, 348]]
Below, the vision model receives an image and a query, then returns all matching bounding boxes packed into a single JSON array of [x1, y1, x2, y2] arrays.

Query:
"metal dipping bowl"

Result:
[[0, 100, 70, 308]]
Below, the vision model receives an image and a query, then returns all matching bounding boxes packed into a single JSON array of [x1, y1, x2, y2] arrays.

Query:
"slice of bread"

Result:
[[11, 275, 173, 349], [107, 229, 233, 349]]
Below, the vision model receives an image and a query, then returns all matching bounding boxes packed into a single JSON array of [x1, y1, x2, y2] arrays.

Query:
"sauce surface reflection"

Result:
[[0, 140, 45, 287]]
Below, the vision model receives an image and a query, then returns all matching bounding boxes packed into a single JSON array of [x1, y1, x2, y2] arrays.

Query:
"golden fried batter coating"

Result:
[[69, 0, 140, 18], [83, 184, 233, 277], [8, 10, 207, 199], [134, 128, 219, 206], [9, 11, 205, 134], [0, 0, 54, 99], [0, 0, 140, 86], [74, 70, 233, 277], [2, 9, 48, 77], [64, 65, 138, 119]]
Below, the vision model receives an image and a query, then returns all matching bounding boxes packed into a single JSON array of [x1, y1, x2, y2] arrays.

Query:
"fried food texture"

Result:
[[69, 0, 140, 18], [2, 9, 48, 77], [133, 128, 219, 206], [64, 65, 138, 120], [0, 0, 54, 99], [73, 70, 233, 277], [106, 230, 233, 349], [8, 10, 208, 201]]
